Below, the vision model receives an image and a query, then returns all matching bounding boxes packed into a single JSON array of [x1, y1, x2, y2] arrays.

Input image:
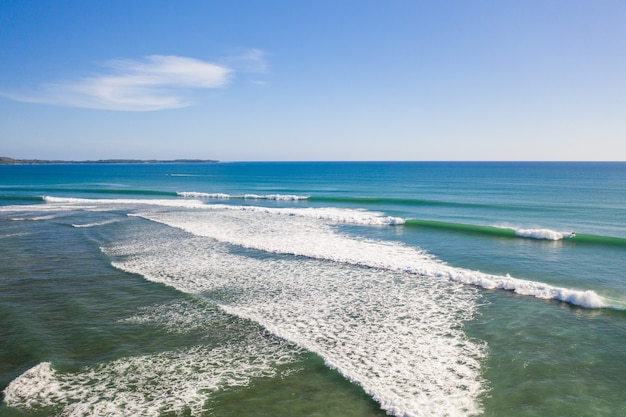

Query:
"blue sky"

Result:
[[1, 0, 625, 161]]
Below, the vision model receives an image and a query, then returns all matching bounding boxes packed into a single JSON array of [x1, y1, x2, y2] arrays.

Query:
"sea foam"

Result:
[[43, 196, 206, 208], [104, 222, 487, 417], [135, 205, 609, 309], [515, 228, 574, 240], [4, 309, 302, 417], [72, 219, 120, 228], [177, 191, 309, 200], [38, 196, 611, 309], [8, 197, 616, 417]]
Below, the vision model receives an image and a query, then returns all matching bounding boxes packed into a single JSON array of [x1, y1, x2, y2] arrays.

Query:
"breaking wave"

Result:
[[31, 196, 621, 309], [133, 207, 612, 310], [177, 191, 309, 200]]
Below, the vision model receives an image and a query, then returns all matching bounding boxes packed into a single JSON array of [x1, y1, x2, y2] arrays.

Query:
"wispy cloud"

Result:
[[1, 55, 238, 111], [223, 48, 269, 73]]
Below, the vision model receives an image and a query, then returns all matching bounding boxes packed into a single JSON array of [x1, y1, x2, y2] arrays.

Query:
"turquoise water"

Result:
[[1, 162, 625, 416]]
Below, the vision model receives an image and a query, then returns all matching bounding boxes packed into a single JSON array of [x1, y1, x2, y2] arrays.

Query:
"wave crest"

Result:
[[515, 228, 574, 240], [177, 191, 309, 201]]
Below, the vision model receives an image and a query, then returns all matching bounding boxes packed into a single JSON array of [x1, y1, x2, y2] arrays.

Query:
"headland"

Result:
[[0, 157, 218, 165]]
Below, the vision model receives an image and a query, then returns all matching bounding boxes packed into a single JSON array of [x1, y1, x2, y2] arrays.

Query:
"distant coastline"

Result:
[[0, 157, 218, 165]]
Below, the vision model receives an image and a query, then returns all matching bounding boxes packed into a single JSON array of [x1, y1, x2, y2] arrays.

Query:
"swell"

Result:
[[570, 233, 626, 247], [178, 192, 535, 211], [405, 219, 518, 237], [404, 219, 626, 247], [0, 195, 45, 203], [309, 195, 504, 210]]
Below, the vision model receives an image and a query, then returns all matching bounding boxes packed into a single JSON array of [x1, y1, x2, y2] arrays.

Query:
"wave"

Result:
[[0, 195, 45, 203], [103, 223, 487, 417], [9, 214, 62, 221], [308, 195, 494, 209], [404, 219, 626, 247], [102, 207, 622, 416], [5, 197, 622, 416], [515, 228, 575, 240], [206, 204, 406, 226], [0, 232, 30, 239], [405, 219, 518, 237], [176, 191, 532, 211], [85, 188, 177, 197], [29, 196, 626, 248], [178, 191, 232, 199], [177, 191, 309, 201], [129, 206, 617, 310], [173, 194, 625, 246], [407, 219, 573, 240], [42, 196, 206, 208], [72, 219, 120, 228], [41, 196, 405, 226], [566, 233, 626, 247]]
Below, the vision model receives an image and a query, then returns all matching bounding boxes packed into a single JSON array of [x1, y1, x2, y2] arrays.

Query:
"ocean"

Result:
[[0, 161, 624, 417]]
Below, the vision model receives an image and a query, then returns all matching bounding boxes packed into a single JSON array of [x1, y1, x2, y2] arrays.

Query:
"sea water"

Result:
[[0, 162, 625, 416]]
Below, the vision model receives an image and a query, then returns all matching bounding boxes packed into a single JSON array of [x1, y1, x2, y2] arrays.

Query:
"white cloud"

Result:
[[1, 55, 233, 111]]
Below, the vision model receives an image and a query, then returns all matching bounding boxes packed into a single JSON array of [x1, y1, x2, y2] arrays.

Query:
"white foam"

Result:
[[243, 193, 309, 201], [11, 196, 613, 309], [178, 191, 231, 199], [445, 271, 608, 309], [72, 219, 120, 228], [134, 206, 610, 310], [9, 214, 62, 221], [2, 362, 63, 409], [198, 203, 405, 226], [515, 228, 570, 240], [0, 232, 30, 239], [118, 300, 223, 335], [22, 214, 60, 220], [259, 205, 404, 225], [73, 202, 615, 415], [40, 196, 404, 226], [4, 328, 301, 416], [0, 204, 41, 213], [103, 216, 487, 417], [43, 196, 207, 208], [177, 191, 310, 200]]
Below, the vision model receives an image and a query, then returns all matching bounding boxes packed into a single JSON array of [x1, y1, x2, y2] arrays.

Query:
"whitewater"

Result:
[[40, 196, 616, 309]]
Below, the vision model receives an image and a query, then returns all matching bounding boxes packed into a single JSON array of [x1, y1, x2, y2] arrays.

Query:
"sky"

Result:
[[1, 0, 625, 161]]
